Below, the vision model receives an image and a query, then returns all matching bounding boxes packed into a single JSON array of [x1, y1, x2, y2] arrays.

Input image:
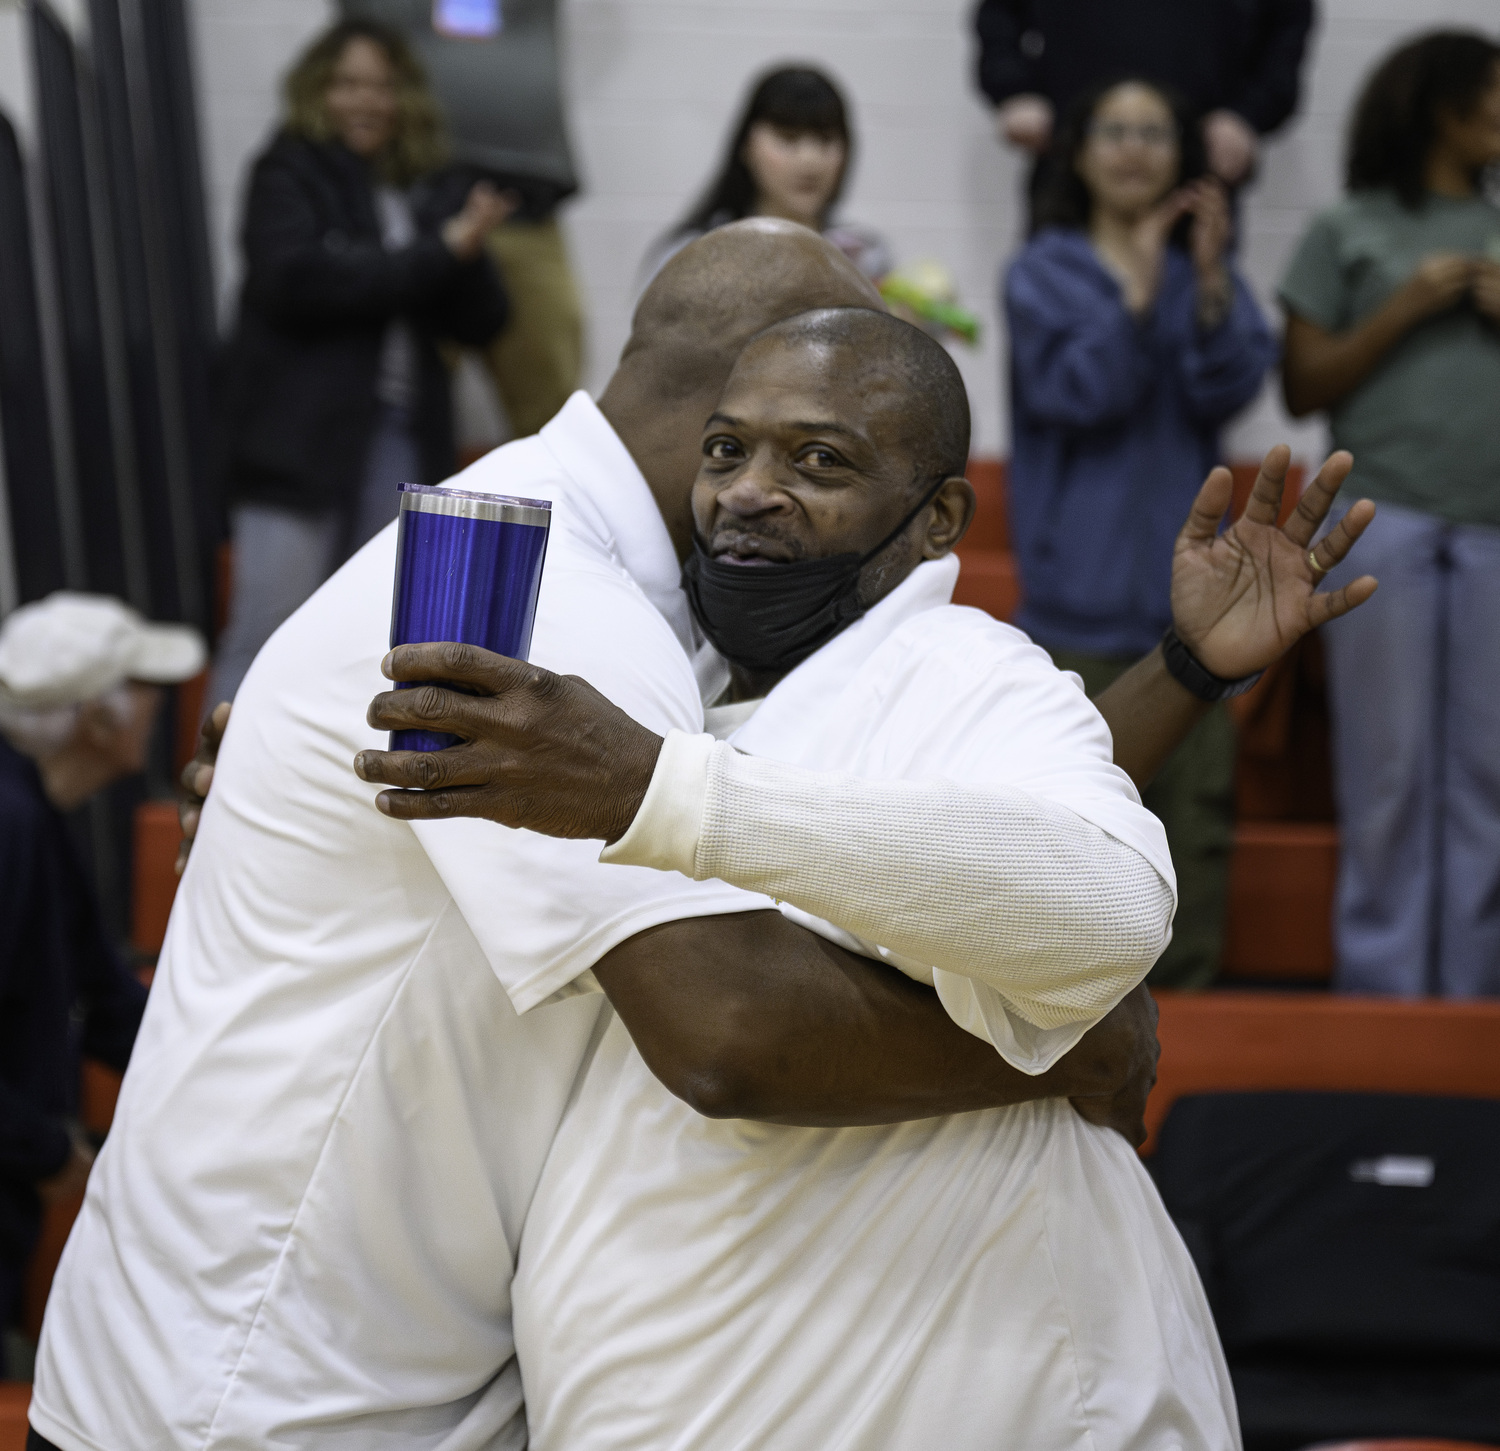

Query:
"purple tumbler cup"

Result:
[[388, 483, 551, 752]]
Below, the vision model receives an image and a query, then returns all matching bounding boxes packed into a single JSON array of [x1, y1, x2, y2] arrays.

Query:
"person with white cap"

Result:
[[0, 592, 207, 811], [0, 593, 204, 1377]]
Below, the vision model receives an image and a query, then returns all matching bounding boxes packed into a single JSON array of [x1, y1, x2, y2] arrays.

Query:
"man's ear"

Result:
[[922, 476, 976, 558]]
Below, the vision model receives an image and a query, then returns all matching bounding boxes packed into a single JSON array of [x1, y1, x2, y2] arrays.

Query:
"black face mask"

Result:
[[682, 475, 948, 678]]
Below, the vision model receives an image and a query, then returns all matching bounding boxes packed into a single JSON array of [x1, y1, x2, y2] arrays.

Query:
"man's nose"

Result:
[[713, 468, 793, 519]]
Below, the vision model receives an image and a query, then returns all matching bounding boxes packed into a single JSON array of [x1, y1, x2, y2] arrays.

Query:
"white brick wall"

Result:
[[8, 0, 1498, 461]]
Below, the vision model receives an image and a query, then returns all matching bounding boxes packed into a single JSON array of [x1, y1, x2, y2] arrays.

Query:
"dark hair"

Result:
[[1030, 77, 1206, 238], [676, 66, 852, 236], [283, 19, 445, 184], [1346, 30, 1500, 208]]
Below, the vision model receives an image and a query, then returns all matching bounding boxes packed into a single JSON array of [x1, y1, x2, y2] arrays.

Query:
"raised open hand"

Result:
[[1171, 445, 1378, 682]]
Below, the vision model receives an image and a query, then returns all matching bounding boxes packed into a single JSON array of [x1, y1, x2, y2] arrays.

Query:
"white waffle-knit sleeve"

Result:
[[603, 730, 1173, 1071]]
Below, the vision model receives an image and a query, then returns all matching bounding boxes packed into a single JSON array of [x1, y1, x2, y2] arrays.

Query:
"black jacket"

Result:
[[974, 0, 1315, 135], [220, 134, 509, 514], [0, 739, 146, 1314]]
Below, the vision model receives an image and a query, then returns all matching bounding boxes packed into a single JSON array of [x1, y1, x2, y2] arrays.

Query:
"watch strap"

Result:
[[1160, 627, 1264, 703]]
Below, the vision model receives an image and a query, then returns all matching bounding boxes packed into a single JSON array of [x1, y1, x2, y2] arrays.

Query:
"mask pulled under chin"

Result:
[[681, 545, 867, 677], [681, 473, 950, 677]]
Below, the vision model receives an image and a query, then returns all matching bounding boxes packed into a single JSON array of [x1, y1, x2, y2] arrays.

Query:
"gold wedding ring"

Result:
[[1309, 549, 1325, 576]]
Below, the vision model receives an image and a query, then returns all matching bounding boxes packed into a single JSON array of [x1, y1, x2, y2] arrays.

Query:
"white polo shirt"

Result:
[[30, 395, 767, 1451], [512, 563, 1239, 1451]]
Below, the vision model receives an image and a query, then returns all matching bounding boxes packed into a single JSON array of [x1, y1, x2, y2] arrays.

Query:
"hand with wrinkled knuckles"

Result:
[[356, 641, 663, 844]]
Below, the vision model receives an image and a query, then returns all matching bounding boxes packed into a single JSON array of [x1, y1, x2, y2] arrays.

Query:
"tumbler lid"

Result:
[[399, 483, 550, 529]]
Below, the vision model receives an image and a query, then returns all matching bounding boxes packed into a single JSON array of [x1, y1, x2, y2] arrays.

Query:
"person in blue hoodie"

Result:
[[1005, 77, 1275, 987]]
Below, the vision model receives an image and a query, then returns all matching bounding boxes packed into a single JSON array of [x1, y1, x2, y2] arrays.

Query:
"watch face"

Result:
[[432, 0, 501, 38]]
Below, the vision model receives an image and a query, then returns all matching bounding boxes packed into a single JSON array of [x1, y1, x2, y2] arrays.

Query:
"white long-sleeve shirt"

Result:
[[606, 554, 1175, 1071]]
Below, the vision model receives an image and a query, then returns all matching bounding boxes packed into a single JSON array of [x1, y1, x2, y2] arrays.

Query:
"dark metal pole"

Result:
[[117, 0, 205, 627]]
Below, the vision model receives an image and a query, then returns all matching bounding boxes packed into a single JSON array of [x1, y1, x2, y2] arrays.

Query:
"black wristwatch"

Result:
[[1160, 627, 1264, 703]]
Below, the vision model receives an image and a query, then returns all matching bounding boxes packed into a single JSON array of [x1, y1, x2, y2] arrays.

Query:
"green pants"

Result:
[[1051, 650, 1236, 990], [483, 217, 584, 438]]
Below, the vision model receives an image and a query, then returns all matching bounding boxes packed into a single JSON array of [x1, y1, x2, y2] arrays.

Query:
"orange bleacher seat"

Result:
[[132, 800, 183, 958], [954, 457, 1021, 622], [951, 548, 1022, 622], [15, 1056, 130, 1362], [174, 669, 208, 778], [1317, 1443, 1500, 1450], [80, 1059, 123, 1140], [215, 539, 234, 639], [1222, 822, 1337, 983], [20, 1187, 82, 1345], [15, 1070, 125, 1350], [1145, 992, 1500, 1152], [961, 458, 1009, 552], [0, 1383, 30, 1451]]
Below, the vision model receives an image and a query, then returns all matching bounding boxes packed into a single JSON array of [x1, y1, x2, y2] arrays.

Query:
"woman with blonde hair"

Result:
[[211, 19, 512, 704]]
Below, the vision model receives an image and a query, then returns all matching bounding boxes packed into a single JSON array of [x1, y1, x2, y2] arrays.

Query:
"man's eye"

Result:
[[801, 448, 840, 468], [705, 438, 741, 461]]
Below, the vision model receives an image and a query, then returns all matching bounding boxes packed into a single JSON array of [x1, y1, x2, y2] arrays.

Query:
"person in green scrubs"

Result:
[[1279, 29, 1500, 996]]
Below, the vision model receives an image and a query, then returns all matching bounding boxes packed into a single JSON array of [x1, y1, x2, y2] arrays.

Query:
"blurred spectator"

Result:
[[1280, 31, 1500, 997], [646, 67, 893, 285], [0, 593, 205, 1377], [1004, 79, 1276, 987], [975, 0, 1314, 194], [345, 0, 585, 439], [211, 19, 510, 706]]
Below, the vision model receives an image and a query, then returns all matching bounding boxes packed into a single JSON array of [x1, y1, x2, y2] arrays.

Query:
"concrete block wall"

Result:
[[6, 0, 1498, 461], [559, 0, 1497, 460]]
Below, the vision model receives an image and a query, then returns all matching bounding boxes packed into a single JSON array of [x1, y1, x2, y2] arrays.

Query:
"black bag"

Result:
[[1152, 1092, 1500, 1451]]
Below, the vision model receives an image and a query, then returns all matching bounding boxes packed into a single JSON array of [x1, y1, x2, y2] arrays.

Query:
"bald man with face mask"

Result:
[[362, 307, 1376, 1449]]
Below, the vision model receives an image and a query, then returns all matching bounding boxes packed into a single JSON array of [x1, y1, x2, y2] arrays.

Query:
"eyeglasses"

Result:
[[1087, 121, 1177, 150]]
